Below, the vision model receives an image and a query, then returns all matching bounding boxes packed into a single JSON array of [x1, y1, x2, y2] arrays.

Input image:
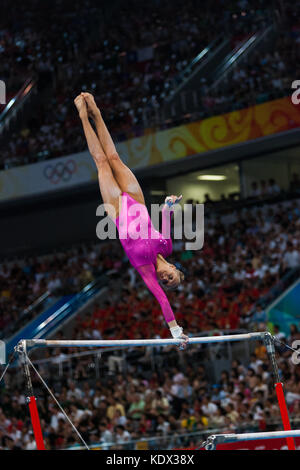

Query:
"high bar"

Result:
[[22, 331, 269, 349]]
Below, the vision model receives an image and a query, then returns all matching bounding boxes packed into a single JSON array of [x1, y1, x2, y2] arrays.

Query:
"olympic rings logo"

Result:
[[43, 160, 77, 184]]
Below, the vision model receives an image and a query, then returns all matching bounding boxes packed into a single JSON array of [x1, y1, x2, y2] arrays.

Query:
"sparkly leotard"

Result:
[[115, 192, 175, 323]]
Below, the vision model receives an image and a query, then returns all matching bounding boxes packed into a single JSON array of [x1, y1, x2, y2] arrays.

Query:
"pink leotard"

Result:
[[115, 192, 175, 324]]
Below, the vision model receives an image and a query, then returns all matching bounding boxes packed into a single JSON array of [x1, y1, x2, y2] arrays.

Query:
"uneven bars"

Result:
[[208, 429, 300, 443], [22, 332, 268, 348]]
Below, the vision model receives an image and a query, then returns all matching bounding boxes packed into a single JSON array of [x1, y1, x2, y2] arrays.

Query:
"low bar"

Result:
[[210, 429, 300, 443], [23, 331, 268, 349]]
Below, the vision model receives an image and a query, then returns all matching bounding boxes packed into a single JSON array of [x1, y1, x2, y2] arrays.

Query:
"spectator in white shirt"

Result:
[[67, 381, 83, 400], [273, 325, 286, 343], [25, 433, 37, 450], [172, 368, 185, 384], [249, 356, 263, 374], [156, 415, 170, 436], [47, 274, 62, 293], [201, 396, 218, 416], [115, 425, 131, 444], [99, 422, 114, 447], [283, 243, 300, 269], [49, 407, 65, 431]]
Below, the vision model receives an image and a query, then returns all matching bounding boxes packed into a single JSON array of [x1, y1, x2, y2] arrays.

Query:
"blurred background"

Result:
[[1, 0, 300, 451]]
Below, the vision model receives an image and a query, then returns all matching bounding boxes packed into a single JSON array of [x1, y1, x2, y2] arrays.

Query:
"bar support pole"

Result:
[[16, 341, 45, 450], [263, 333, 296, 451]]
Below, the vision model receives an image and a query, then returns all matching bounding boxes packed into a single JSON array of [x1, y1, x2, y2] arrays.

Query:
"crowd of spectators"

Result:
[[0, 0, 284, 170], [0, 241, 121, 339], [193, 26, 299, 122], [161, 1, 300, 126], [167, 0, 300, 127], [0, 0, 103, 168], [1, 194, 300, 449], [0, 0, 99, 96]]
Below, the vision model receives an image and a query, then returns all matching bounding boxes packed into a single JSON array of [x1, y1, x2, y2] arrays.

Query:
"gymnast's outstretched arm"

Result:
[[137, 264, 189, 349]]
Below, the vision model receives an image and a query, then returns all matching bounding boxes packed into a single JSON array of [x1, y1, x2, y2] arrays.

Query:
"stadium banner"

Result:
[[121, 96, 300, 167], [0, 151, 98, 201], [0, 96, 299, 202], [267, 279, 300, 337]]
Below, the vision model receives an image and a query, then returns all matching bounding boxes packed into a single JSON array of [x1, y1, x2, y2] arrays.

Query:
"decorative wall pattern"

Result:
[[0, 97, 299, 201]]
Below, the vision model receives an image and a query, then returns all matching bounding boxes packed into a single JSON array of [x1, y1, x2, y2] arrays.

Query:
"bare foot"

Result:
[[81, 92, 100, 119], [74, 94, 88, 119]]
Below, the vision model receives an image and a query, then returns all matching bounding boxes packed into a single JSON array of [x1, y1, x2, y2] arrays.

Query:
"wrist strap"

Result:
[[170, 326, 183, 338], [165, 196, 181, 207]]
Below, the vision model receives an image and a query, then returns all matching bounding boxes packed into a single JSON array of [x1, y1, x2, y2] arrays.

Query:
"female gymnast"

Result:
[[74, 92, 189, 349]]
